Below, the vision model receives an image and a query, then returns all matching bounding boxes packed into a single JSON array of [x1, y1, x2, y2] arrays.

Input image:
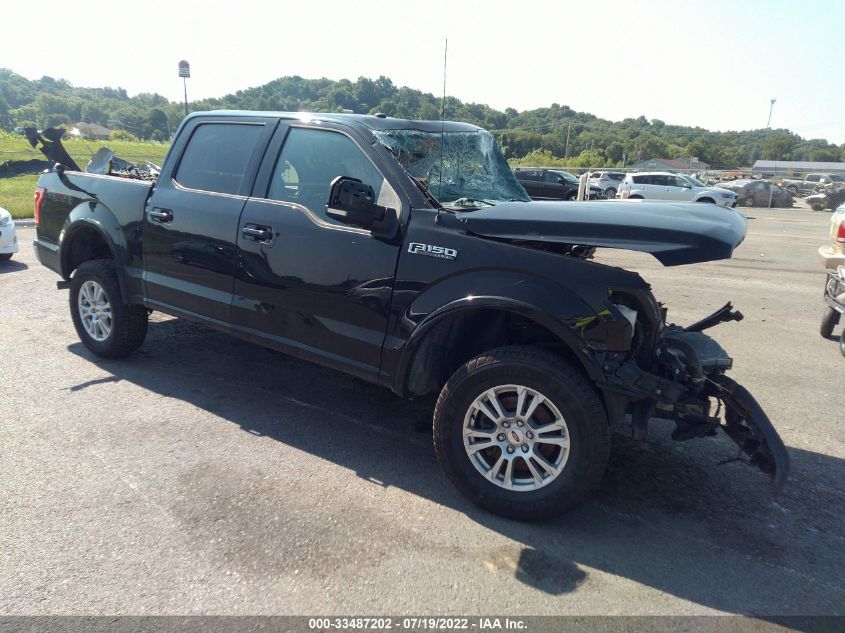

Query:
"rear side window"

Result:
[[806, 175, 821, 183], [175, 123, 264, 195], [632, 175, 647, 184]]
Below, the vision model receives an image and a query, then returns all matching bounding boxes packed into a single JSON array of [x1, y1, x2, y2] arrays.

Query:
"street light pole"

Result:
[[183, 77, 189, 117], [767, 98, 776, 128], [178, 60, 191, 118]]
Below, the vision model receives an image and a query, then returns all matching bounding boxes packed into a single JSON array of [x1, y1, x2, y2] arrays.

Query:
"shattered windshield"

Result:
[[373, 128, 530, 209]]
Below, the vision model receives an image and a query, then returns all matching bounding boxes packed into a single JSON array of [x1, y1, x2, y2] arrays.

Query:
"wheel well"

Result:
[[62, 225, 114, 278], [404, 308, 588, 397], [629, 194, 643, 199], [696, 197, 715, 204]]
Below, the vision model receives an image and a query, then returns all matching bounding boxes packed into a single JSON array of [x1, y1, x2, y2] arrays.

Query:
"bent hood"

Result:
[[454, 199, 747, 266]]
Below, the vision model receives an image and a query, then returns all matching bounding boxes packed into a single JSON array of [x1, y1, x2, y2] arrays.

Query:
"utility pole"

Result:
[[767, 98, 776, 128], [564, 122, 571, 159]]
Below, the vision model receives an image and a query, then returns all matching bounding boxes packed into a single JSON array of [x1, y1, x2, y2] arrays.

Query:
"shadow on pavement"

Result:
[[0, 259, 28, 274], [66, 318, 844, 619]]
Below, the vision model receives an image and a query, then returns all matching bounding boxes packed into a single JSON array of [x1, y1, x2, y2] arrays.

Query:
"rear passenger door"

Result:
[[142, 116, 276, 322]]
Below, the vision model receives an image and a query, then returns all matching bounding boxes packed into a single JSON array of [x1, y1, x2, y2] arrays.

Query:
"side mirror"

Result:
[[326, 176, 398, 239]]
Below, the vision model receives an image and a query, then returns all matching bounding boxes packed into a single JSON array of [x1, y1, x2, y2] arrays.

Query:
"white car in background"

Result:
[[0, 207, 19, 261], [618, 172, 738, 208], [588, 170, 625, 198]]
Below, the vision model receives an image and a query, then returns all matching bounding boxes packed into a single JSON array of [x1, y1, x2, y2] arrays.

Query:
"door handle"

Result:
[[242, 225, 273, 242], [148, 207, 173, 223]]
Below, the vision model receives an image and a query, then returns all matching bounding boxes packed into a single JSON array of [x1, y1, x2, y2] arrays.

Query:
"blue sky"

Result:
[[5, 0, 845, 143]]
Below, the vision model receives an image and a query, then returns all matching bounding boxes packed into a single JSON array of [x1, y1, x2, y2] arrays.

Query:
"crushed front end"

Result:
[[596, 300, 790, 495]]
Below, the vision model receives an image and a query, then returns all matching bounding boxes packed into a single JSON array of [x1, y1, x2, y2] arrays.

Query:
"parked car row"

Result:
[[510, 167, 845, 212]]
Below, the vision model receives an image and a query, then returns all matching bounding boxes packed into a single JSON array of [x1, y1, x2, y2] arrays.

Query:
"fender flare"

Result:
[[393, 295, 605, 397], [59, 202, 131, 303]]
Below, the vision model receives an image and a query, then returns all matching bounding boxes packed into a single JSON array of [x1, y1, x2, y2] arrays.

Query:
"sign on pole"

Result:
[[178, 60, 191, 78]]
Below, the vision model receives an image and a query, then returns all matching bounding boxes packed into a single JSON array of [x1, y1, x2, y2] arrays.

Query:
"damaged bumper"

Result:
[[599, 303, 790, 495]]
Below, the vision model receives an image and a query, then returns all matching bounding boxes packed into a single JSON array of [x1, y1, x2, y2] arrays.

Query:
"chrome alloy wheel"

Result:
[[463, 384, 571, 491], [77, 280, 113, 341]]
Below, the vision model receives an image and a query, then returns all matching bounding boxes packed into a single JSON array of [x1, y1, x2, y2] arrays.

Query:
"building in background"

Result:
[[752, 160, 845, 178], [627, 157, 710, 172]]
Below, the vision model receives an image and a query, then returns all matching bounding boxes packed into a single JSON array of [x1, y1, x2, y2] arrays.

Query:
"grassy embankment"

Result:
[[0, 132, 169, 218]]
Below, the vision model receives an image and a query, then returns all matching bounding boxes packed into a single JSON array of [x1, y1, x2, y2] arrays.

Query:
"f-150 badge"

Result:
[[408, 242, 457, 260]]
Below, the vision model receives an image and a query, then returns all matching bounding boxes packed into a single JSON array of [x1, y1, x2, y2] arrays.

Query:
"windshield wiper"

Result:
[[442, 197, 500, 211], [410, 176, 447, 211]]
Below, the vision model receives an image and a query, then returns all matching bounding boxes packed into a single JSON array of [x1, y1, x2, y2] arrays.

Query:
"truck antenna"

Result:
[[438, 37, 448, 200]]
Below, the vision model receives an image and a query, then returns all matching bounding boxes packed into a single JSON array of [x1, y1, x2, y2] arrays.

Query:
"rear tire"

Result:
[[821, 307, 840, 339], [629, 194, 643, 199], [433, 346, 610, 521], [742, 196, 755, 207], [840, 330, 845, 357], [604, 187, 617, 199], [0, 253, 12, 261], [70, 259, 148, 358]]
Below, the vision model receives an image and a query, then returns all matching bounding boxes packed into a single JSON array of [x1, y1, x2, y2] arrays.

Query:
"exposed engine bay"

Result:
[[606, 301, 789, 494]]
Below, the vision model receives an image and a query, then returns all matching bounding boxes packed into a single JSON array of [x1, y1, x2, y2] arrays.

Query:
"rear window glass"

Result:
[[175, 123, 264, 195]]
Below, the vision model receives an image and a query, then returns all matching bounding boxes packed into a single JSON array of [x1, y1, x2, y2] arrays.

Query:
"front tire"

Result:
[[840, 330, 845, 357], [433, 346, 610, 520], [742, 196, 755, 207], [604, 187, 617, 199], [70, 259, 148, 358], [820, 307, 840, 339]]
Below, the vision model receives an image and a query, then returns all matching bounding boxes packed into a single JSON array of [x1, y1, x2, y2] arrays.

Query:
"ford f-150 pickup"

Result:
[[33, 111, 789, 520]]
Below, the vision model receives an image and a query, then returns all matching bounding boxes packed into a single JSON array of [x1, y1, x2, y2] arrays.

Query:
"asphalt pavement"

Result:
[[1, 207, 843, 618]]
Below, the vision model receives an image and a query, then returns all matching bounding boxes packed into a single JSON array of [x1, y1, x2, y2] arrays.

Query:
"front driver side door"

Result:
[[232, 123, 404, 381]]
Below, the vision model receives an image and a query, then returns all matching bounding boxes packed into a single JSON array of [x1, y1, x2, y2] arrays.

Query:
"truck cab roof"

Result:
[[188, 110, 483, 134]]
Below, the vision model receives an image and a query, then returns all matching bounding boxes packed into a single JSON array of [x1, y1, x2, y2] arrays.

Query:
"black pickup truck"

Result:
[[33, 111, 788, 520]]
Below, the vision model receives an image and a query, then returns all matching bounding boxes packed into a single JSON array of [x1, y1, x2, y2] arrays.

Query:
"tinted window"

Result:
[[608, 172, 625, 181], [267, 127, 384, 225], [806, 175, 821, 182], [650, 175, 669, 186], [543, 171, 564, 183], [632, 175, 647, 184], [175, 123, 264, 195], [667, 176, 687, 187]]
